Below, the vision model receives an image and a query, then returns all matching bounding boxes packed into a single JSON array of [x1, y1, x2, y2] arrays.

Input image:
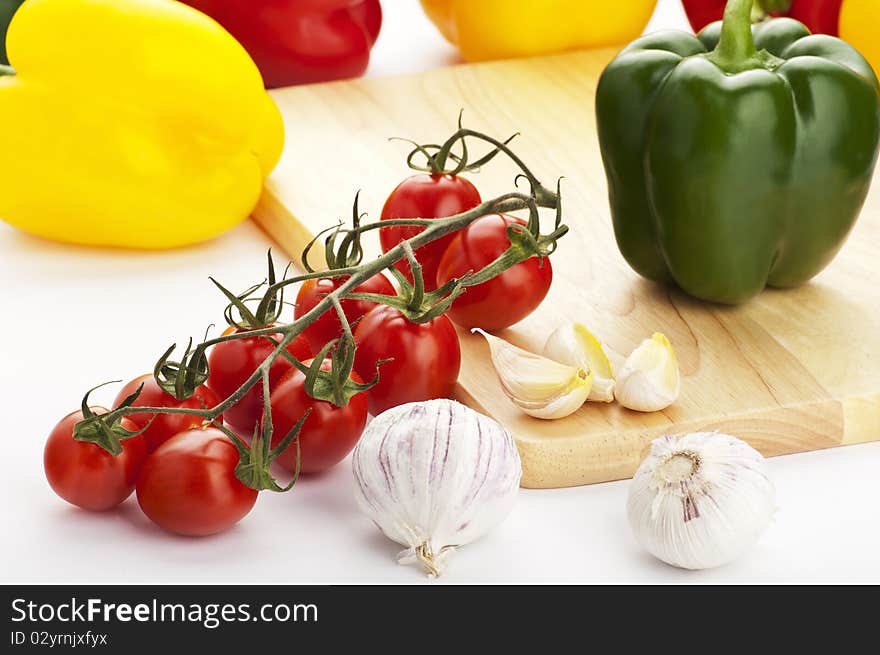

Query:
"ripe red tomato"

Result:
[[181, 1, 382, 88], [380, 174, 482, 291], [136, 428, 258, 537], [435, 214, 552, 331], [113, 375, 220, 452], [208, 326, 312, 433], [294, 273, 394, 353], [269, 359, 368, 473], [44, 409, 148, 511], [682, 0, 842, 35], [353, 305, 461, 415]]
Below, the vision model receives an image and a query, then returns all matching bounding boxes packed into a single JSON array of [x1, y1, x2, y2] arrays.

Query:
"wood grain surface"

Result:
[[253, 47, 880, 488]]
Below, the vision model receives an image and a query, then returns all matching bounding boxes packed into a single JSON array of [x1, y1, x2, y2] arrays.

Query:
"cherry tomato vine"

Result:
[[67, 121, 570, 496]]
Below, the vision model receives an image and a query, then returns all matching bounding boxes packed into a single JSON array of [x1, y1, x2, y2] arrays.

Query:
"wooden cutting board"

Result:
[[253, 47, 880, 489]]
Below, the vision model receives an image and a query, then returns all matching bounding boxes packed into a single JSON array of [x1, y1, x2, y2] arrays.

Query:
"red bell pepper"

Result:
[[682, 0, 843, 35], [183, 0, 382, 88]]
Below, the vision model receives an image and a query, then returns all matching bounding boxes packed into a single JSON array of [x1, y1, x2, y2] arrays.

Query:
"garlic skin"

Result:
[[352, 399, 522, 577], [627, 432, 775, 570], [615, 332, 680, 412], [474, 329, 592, 420], [543, 322, 615, 403]]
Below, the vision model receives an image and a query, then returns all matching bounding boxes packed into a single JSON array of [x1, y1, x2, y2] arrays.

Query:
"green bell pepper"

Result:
[[596, 0, 880, 304], [1, 0, 24, 65]]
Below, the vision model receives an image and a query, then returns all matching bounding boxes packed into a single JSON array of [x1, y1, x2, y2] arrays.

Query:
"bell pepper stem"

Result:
[[759, 0, 792, 13], [0, 65, 14, 77], [708, 0, 764, 73]]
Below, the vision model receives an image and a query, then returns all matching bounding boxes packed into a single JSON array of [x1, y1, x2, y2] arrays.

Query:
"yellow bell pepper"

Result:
[[840, 0, 880, 78], [0, 0, 283, 249], [420, 0, 658, 62]]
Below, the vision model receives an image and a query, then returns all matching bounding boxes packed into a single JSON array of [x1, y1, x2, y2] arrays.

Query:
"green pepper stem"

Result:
[[708, 0, 763, 73], [759, 0, 792, 13]]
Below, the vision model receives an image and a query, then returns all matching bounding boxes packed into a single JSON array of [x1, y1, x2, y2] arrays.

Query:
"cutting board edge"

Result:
[[514, 393, 879, 489]]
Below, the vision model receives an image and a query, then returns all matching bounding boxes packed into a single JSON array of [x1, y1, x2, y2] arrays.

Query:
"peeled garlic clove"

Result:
[[474, 329, 592, 420], [543, 322, 615, 403], [615, 332, 680, 412], [352, 399, 522, 577], [627, 431, 776, 570]]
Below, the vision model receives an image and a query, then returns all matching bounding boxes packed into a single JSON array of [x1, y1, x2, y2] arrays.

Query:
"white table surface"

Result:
[[2, 0, 878, 585]]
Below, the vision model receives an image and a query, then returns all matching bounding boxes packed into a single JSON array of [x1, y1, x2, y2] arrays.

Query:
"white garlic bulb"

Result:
[[352, 399, 522, 577], [627, 432, 775, 570]]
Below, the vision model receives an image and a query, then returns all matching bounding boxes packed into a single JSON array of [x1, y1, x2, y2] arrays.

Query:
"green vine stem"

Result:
[[72, 125, 569, 490]]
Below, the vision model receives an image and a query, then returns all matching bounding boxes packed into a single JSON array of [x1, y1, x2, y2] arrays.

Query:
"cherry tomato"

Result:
[[269, 359, 368, 474], [208, 326, 312, 433], [435, 214, 552, 331], [44, 409, 148, 511], [113, 375, 220, 452], [380, 174, 482, 291], [353, 305, 461, 415], [294, 273, 394, 353], [136, 427, 257, 537]]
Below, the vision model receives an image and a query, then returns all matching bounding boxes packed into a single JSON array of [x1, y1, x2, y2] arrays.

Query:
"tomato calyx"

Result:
[[227, 415, 309, 492], [348, 242, 467, 324], [212, 250, 291, 331], [73, 383, 152, 455], [152, 336, 210, 401], [302, 192, 370, 273], [296, 334, 380, 407], [221, 368, 313, 492], [393, 112, 518, 177]]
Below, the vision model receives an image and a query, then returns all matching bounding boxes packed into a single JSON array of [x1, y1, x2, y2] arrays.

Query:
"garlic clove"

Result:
[[474, 329, 592, 420], [614, 332, 680, 412], [543, 322, 615, 403]]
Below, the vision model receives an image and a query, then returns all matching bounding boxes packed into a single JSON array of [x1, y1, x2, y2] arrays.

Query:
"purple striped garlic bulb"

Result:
[[352, 399, 522, 577]]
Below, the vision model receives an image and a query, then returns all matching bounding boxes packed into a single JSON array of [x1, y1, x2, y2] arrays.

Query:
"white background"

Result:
[[2, 0, 878, 584]]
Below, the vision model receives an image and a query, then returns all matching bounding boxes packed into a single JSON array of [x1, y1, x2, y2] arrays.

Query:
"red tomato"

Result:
[[380, 174, 482, 291], [208, 326, 312, 433], [353, 305, 461, 415], [181, 1, 382, 88], [682, 0, 842, 35], [113, 375, 220, 452], [294, 273, 394, 353], [136, 428, 258, 537], [269, 359, 368, 473], [44, 409, 148, 511], [435, 214, 552, 332]]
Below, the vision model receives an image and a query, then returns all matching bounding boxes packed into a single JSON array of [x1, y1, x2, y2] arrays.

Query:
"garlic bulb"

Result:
[[627, 432, 775, 570], [474, 329, 592, 420], [615, 332, 680, 412], [543, 322, 615, 403], [352, 399, 522, 577]]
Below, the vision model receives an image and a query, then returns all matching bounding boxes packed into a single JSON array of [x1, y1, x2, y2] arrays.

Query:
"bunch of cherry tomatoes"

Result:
[[44, 166, 554, 538]]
